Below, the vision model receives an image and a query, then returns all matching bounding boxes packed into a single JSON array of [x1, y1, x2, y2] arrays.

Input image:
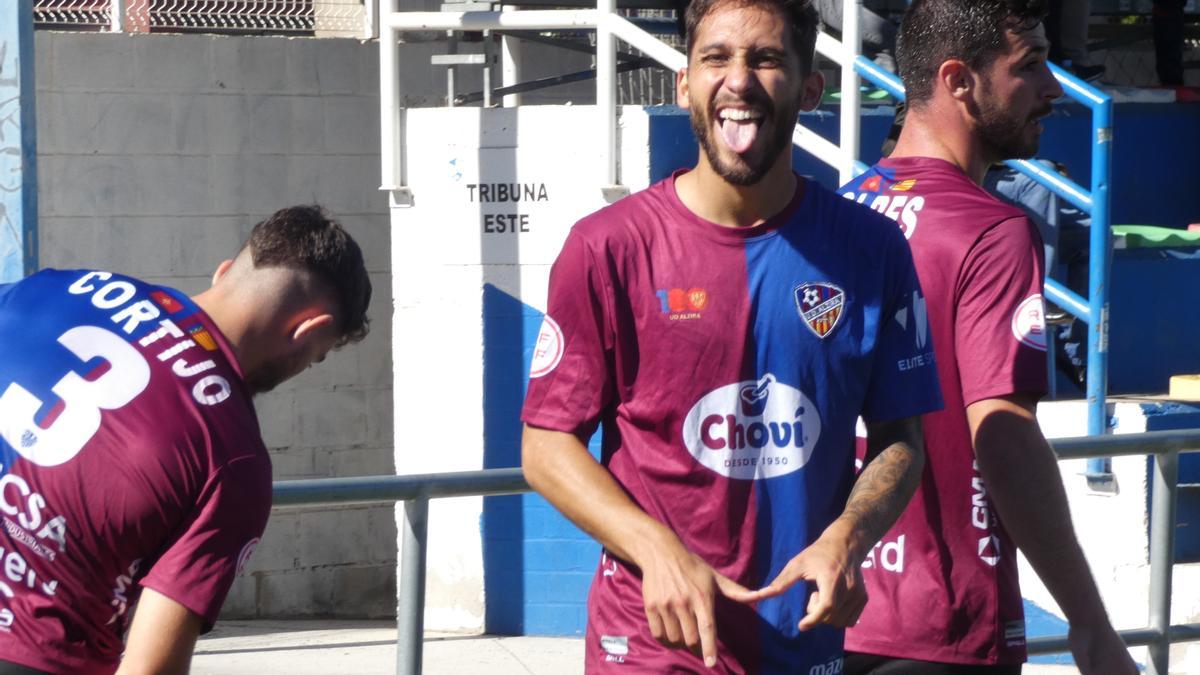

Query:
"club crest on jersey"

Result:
[[795, 283, 846, 339]]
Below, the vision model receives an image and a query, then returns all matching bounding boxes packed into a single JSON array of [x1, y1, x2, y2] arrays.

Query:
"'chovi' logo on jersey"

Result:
[[682, 374, 822, 480]]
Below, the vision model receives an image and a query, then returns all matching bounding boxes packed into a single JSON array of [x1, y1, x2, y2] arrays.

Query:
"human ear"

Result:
[[211, 259, 234, 287], [291, 313, 336, 344], [799, 70, 825, 112], [676, 67, 691, 109], [938, 60, 973, 101]]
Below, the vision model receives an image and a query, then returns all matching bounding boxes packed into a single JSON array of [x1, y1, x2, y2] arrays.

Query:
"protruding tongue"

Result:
[[721, 118, 759, 154]]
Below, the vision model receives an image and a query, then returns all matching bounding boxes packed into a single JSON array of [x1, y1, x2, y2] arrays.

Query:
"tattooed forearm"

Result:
[[838, 417, 925, 560]]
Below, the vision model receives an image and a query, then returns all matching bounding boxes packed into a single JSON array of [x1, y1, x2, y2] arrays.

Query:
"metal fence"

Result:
[[273, 429, 1200, 675], [33, 0, 370, 36]]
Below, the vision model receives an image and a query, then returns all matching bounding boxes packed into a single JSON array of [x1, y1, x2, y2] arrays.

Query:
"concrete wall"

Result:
[[34, 30, 396, 618]]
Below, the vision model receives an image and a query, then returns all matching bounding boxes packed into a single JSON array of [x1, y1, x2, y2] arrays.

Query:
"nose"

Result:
[[723, 56, 756, 94], [1044, 65, 1065, 101]]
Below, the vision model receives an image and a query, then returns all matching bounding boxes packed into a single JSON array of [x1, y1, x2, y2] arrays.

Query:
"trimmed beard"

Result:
[[689, 94, 800, 186]]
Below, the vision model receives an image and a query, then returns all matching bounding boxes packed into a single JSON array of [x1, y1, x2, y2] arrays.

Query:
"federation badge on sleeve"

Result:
[[529, 315, 565, 378], [1011, 294, 1047, 351], [795, 282, 846, 339]]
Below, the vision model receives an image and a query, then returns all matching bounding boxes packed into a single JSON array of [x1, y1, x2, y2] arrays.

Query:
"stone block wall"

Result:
[[34, 30, 396, 618]]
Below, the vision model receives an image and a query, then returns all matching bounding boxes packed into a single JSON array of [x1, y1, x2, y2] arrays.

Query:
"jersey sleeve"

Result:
[[861, 225, 944, 423], [520, 229, 614, 439], [955, 215, 1048, 406], [138, 454, 272, 630]]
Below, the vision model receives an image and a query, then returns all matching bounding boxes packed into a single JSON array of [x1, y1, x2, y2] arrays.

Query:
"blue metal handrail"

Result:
[[852, 58, 1115, 481]]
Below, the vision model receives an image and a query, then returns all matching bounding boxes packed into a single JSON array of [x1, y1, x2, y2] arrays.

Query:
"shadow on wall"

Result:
[[481, 284, 600, 636]]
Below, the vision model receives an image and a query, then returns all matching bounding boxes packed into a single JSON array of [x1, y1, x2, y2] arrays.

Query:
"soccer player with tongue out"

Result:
[[520, 0, 945, 672]]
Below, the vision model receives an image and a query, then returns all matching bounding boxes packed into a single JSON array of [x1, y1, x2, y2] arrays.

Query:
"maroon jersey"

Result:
[[522, 174, 942, 673], [840, 157, 1048, 665], [0, 269, 272, 674]]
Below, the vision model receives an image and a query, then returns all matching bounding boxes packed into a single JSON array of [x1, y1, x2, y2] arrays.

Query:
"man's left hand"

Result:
[[739, 534, 867, 631]]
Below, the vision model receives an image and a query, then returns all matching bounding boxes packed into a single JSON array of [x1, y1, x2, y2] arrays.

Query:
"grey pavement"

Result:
[[192, 621, 1091, 674]]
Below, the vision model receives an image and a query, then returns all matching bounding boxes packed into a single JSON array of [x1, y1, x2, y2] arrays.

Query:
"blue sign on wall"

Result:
[[0, 0, 39, 282]]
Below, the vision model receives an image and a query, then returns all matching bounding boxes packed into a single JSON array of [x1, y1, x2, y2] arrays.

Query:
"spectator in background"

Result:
[[814, 0, 900, 71], [1046, 0, 1105, 81], [1154, 0, 1187, 85]]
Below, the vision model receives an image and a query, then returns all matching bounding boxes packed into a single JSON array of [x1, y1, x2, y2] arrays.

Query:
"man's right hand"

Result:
[[636, 532, 756, 669]]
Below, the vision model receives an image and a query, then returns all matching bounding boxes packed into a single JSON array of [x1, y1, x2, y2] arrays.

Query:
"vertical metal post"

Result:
[[838, 0, 862, 185], [501, 18, 522, 107], [110, 0, 125, 32], [1084, 95, 1113, 481], [0, 0, 38, 282], [446, 32, 458, 108], [396, 498, 429, 675], [597, 0, 624, 200], [364, 0, 379, 40], [379, 0, 412, 206], [1147, 449, 1178, 674], [482, 30, 493, 108], [1146, 449, 1179, 675]]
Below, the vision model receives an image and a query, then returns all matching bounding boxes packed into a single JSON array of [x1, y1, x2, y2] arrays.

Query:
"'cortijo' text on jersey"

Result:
[[522, 173, 943, 673], [841, 157, 1048, 666], [0, 269, 271, 674]]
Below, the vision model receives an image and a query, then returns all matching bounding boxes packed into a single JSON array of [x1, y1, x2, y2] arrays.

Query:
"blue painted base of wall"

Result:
[[481, 285, 601, 636]]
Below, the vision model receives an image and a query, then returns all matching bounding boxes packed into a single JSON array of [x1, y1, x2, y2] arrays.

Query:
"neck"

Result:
[[675, 156, 799, 228], [192, 287, 255, 374], [889, 105, 996, 185]]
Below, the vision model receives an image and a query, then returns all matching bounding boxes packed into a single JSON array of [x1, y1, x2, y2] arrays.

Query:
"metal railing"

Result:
[[33, 0, 376, 38], [274, 429, 1200, 675]]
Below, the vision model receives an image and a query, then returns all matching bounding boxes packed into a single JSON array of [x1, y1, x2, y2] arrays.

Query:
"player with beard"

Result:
[[0, 205, 370, 675], [521, 0, 944, 671], [838, 1, 1136, 673]]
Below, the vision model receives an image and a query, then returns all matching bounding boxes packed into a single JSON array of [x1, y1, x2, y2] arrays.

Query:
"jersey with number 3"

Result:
[[840, 157, 1048, 666], [0, 269, 271, 675]]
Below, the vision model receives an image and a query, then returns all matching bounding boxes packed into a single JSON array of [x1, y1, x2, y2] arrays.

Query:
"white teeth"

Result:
[[719, 109, 762, 121]]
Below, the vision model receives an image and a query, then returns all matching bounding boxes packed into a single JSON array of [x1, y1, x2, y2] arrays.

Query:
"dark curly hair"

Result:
[[898, 0, 1049, 106], [246, 205, 371, 347]]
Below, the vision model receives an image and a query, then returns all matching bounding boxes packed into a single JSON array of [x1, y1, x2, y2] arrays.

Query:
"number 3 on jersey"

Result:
[[0, 326, 150, 467]]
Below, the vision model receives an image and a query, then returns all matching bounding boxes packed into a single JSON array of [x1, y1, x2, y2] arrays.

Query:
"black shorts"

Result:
[[845, 652, 1022, 675], [0, 661, 49, 675]]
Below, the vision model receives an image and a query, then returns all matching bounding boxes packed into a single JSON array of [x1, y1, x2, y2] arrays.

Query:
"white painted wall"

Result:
[[392, 105, 652, 630]]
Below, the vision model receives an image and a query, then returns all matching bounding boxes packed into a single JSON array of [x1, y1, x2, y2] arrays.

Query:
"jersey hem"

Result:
[[844, 636, 1024, 667], [0, 643, 116, 675]]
